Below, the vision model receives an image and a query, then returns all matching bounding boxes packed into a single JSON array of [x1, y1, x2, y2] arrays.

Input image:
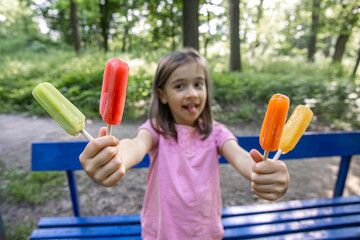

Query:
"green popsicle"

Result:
[[32, 82, 93, 140]]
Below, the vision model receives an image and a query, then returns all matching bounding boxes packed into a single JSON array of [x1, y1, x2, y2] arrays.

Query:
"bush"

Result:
[[0, 49, 359, 130]]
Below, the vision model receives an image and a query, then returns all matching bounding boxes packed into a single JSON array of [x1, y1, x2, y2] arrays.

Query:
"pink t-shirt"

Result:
[[137, 120, 237, 240]]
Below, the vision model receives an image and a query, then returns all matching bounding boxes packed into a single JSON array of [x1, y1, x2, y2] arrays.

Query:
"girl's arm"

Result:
[[79, 128, 153, 187], [221, 139, 254, 180], [117, 129, 153, 170], [221, 139, 290, 201]]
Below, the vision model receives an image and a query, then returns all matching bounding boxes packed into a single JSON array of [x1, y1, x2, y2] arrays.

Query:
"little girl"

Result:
[[79, 48, 290, 240]]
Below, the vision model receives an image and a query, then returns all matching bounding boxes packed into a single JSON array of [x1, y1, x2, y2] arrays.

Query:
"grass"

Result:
[[5, 221, 34, 240], [0, 157, 66, 239], [0, 170, 65, 204], [0, 159, 66, 205]]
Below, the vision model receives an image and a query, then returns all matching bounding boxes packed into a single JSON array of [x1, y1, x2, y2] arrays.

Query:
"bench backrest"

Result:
[[31, 131, 360, 216], [32, 131, 360, 170]]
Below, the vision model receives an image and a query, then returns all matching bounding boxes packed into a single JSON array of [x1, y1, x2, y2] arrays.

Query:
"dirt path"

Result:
[[0, 114, 359, 234]]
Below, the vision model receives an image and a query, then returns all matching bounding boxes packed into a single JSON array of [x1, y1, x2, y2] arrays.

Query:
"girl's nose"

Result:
[[186, 85, 198, 98]]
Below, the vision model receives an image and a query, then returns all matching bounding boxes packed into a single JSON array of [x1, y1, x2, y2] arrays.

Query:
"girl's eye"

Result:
[[195, 82, 204, 88], [175, 84, 183, 89]]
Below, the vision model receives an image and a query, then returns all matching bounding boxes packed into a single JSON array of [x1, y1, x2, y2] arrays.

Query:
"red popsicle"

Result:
[[100, 58, 129, 135]]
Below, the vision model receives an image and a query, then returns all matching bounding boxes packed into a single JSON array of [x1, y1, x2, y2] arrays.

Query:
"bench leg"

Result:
[[66, 170, 80, 216], [0, 209, 6, 240], [333, 156, 352, 197]]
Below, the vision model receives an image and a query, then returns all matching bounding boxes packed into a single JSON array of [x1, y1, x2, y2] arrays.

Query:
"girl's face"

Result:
[[158, 61, 207, 126]]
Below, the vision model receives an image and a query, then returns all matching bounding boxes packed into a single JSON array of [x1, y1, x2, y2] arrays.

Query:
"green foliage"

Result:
[[0, 49, 156, 120], [5, 221, 34, 240], [211, 57, 360, 129], [0, 49, 359, 130], [0, 167, 65, 204]]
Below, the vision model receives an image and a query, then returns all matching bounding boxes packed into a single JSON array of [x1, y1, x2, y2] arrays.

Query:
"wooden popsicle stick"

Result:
[[263, 150, 269, 161], [81, 129, 94, 141], [106, 124, 113, 136], [273, 149, 282, 161]]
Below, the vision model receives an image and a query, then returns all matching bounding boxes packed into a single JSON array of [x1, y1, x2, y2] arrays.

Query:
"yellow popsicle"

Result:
[[273, 105, 313, 161]]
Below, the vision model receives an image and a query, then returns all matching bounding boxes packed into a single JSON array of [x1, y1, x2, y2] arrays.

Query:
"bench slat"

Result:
[[223, 131, 360, 162], [30, 225, 141, 239], [46, 237, 142, 240], [31, 214, 360, 239], [32, 131, 360, 171], [222, 204, 360, 228], [221, 195, 360, 217], [38, 214, 141, 228], [255, 226, 360, 240], [37, 204, 360, 231], [223, 214, 360, 239], [37, 196, 360, 228]]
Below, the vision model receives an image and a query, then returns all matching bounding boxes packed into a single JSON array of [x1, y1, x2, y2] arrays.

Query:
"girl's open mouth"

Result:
[[183, 104, 197, 114]]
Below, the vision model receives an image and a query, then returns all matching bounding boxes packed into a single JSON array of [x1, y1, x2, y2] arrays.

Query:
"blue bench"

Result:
[[30, 131, 360, 239]]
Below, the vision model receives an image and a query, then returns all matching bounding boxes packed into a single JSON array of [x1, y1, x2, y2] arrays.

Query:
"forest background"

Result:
[[0, 0, 360, 128], [0, 0, 359, 238]]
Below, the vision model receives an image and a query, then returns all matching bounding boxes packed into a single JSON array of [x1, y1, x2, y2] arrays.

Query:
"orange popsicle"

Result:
[[100, 58, 129, 135], [259, 94, 290, 160], [273, 105, 313, 161]]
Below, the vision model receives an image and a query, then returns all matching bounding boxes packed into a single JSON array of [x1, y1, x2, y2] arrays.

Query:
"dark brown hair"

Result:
[[148, 48, 213, 139]]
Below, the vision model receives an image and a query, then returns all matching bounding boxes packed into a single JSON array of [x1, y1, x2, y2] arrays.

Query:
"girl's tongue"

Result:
[[185, 105, 196, 114]]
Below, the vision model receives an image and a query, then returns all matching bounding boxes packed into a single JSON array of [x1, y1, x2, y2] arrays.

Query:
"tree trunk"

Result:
[[96, 33, 102, 50], [323, 36, 332, 57], [256, 0, 264, 23], [183, 0, 199, 50], [352, 47, 360, 79], [307, 0, 321, 62], [170, 3, 176, 51], [21, 0, 31, 35], [203, 9, 211, 58], [251, 0, 264, 56], [332, 3, 359, 63], [99, 0, 110, 51], [332, 34, 349, 63], [122, 26, 129, 52], [229, 0, 241, 72], [70, 0, 81, 54]]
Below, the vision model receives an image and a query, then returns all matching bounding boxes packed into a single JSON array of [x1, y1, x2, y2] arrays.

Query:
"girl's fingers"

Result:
[[94, 146, 119, 168], [251, 172, 289, 201], [251, 188, 279, 201], [80, 136, 119, 160], [102, 163, 126, 187], [93, 155, 122, 181], [250, 149, 263, 163], [250, 153, 290, 201], [78, 131, 124, 187], [99, 127, 107, 138], [252, 160, 287, 174], [251, 171, 288, 189], [252, 182, 283, 194], [251, 171, 278, 184]]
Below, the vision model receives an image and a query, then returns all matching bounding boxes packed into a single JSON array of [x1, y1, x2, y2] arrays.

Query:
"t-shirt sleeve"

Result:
[[214, 122, 237, 154], [137, 119, 159, 150]]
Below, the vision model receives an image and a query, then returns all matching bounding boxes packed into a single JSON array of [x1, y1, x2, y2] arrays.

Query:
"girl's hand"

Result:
[[249, 149, 290, 201], [79, 127, 126, 187]]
